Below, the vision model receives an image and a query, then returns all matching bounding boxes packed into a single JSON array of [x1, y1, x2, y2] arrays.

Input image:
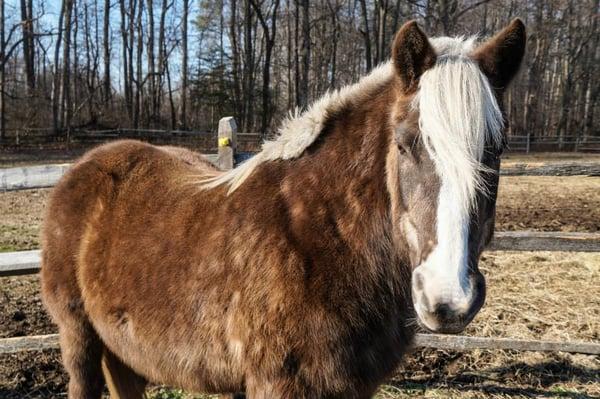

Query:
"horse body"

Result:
[[41, 20, 526, 398], [42, 97, 413, 397]]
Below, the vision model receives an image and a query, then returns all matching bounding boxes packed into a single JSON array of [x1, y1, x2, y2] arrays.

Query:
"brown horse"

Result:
[[41, 20, 525, 399]]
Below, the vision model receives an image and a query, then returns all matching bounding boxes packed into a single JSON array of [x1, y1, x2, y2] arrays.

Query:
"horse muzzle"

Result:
[[411, 269, 486, 334]]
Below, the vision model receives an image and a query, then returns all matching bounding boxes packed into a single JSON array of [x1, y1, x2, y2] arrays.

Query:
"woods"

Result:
[[0, 0, 597, 142]]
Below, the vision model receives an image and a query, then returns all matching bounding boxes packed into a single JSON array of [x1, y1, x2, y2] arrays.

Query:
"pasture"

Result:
[[0, 152, 598, 398]]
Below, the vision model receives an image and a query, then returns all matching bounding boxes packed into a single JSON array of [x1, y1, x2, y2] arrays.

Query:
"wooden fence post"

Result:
[[218, 116, 237, 170]]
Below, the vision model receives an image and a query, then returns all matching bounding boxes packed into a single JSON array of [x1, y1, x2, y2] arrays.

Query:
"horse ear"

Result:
[[391, 21, 436, 94], [472, 18, 526, 89]]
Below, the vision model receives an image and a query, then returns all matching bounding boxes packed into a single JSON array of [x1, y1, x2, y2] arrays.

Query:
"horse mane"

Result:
[[417, 36, 504, 215], [201, 36, 503, 196]]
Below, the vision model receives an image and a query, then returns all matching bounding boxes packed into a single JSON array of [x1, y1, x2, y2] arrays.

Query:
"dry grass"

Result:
[[0, 189, 47, 252], [375, 251, 600, 398], [502, 152, 600, 167], [471, 251, 599, 343]]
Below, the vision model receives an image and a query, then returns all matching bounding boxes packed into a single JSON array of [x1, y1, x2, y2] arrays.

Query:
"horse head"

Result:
[[387, 19, 526, 333]]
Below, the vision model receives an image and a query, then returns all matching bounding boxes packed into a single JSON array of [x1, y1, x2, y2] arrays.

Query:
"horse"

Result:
[[41, 19, 525, 399]]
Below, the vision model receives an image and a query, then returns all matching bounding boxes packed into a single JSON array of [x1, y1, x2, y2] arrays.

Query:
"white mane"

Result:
[[202, 36, 503, 197], [418, 36, 503, 214]]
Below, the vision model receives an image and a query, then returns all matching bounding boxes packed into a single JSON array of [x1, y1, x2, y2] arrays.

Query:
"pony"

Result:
[[41, 20, 526, 399]]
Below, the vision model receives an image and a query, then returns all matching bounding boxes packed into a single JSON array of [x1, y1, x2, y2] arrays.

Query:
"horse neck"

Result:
[[274, 86, 397, 269]]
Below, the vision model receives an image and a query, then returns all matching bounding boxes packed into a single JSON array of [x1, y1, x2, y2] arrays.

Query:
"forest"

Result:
[[0, 0, 598, 143]]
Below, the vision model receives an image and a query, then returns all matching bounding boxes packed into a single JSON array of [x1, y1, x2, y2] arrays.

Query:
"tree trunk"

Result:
[[180, 0, 189, 129], [83, 4, 95, 123], [61, 0, 74, 140], [294, 0, 300, 107], [20, 0, 35, 93], [164, 45, 176, 130], [146, 0, 155, 122], [72, 2, 79, 126], [358, 0, 372, 71], [298, 0, 310, 108], [119, 0, 130, 120], [157, 0, 169, 120], [230, 0, 242, 124], [376, 0, 387, 64], [133, 0, 143, 128], [127, 0, 136, 123], [52, 0, 66, 134], [286, 0, 293, 110], [250, 0, 280, 135], [103, 0, 111, 104], [242, 0, 254, 130], [326, 0, 339, 89], [0, 0, 5, 140]]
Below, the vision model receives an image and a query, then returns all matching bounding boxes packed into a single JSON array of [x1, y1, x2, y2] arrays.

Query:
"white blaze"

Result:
[[415, 180, 471, 313]]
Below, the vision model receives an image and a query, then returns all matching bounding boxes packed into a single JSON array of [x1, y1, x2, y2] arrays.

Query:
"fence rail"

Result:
[[0, 126, 262, 154], [3, 161, 599, 192], [507, 135, 600, 153], [2, 127, 599, 153], [1, 333, 598, 356], [2, 231, 598, 278]]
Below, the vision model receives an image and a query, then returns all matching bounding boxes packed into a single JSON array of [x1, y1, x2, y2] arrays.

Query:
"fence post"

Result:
[[217, 116, 237, 170]]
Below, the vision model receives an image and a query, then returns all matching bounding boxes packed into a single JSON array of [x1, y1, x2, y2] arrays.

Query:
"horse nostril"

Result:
[[433, 303, 456, 323]]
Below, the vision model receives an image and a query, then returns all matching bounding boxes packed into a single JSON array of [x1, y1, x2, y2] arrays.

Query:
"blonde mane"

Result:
[[202, 36, 503, 196], [418, 36, 504, 215]]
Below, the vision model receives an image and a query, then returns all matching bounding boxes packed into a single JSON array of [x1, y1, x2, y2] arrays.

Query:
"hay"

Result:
[[381, 251, 600, 398]]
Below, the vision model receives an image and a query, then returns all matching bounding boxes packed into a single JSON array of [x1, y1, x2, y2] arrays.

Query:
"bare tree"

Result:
[[52, 0, 66, 133], [250, 0, 280, 135], [0, 0, 5, 139], [229, 0, 242, 123], [147, 0, 156, 121], [20, 0, 35, 93], [358, 0, 372, 71], [156, 0, 171, 120], [298, 0, 310, 108], [180, 0, 189, 129], [60, 0, 74, 137], [133, 0, 143, 128], [102, 0, 111, 104]]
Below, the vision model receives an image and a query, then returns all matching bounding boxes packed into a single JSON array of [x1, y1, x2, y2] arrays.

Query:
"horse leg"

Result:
[[58, 319, 105, 399], [101, 349, 147, 399], [245, 377, 307, 399]]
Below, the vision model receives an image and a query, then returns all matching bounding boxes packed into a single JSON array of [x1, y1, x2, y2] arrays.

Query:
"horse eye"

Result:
[[397, 143, 409, 155]]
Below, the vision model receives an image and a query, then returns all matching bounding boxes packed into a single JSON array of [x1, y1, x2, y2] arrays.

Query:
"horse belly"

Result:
[[78, 224, 245, 392], [83, 280, 246, 393]]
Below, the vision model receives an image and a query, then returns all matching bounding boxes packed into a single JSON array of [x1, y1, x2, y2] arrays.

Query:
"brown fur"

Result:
[[41, 20, 525, 398]]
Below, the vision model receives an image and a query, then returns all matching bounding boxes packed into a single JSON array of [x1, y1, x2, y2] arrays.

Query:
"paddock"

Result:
[[1, 120, 599, 398]]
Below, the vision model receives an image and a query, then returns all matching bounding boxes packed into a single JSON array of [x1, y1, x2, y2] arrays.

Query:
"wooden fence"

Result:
[[1, 116, 599, 358], [508, 134, 600, 153], [0, 122, 262, 154], [2, 125, 600, 154]]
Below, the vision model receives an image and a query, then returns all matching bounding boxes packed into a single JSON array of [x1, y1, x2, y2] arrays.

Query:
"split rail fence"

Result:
[[1, 116, 599, 357]]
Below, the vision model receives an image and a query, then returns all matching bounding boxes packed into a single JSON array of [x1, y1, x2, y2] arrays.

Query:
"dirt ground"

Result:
[[1, 153, 599, 398], [501, 152, 600, 167], [495, 176, 600, 232]]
